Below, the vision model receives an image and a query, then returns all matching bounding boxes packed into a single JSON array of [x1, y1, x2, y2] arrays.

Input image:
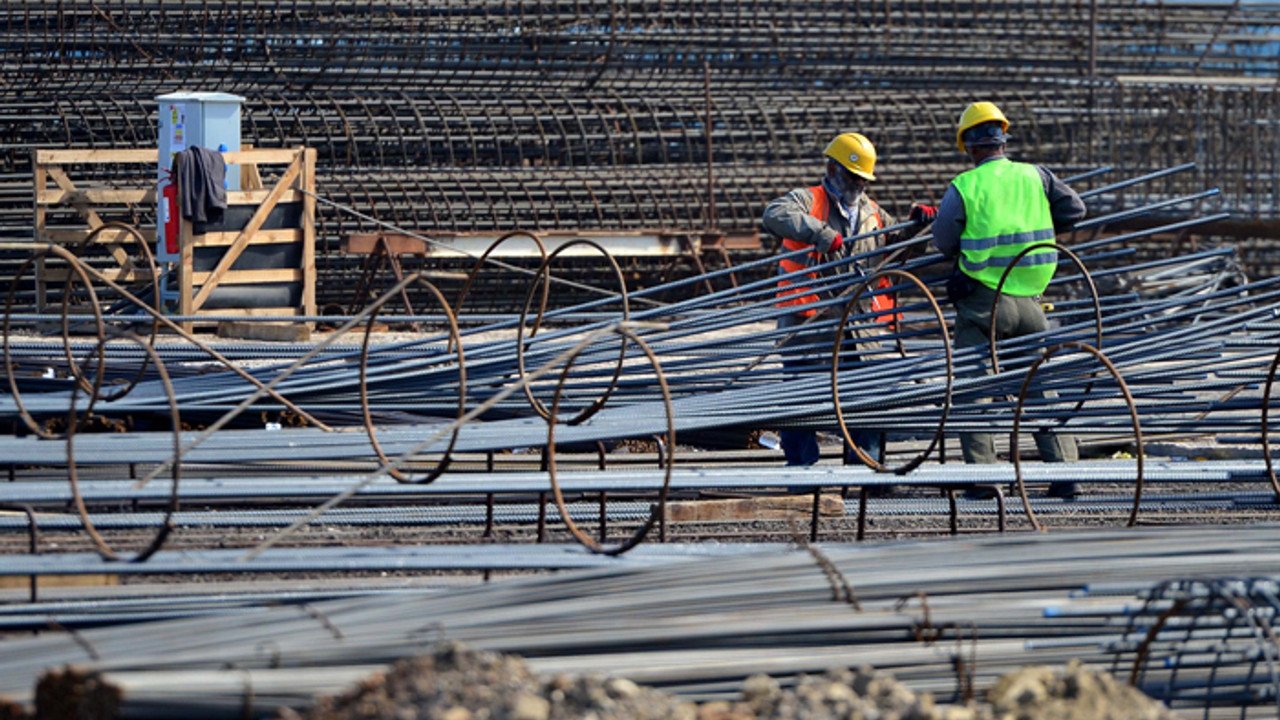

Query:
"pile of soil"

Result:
[[986, 660, 1174, 720], [701, 669, 977, 720], [283, 644, 1175, 720], [283, 642, 697, 720]]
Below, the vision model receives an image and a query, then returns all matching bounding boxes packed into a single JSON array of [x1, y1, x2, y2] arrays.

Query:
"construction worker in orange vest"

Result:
[[763, 132, 937, 468]]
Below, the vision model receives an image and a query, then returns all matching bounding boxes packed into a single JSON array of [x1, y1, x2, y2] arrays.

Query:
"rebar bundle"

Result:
[[2, 526, 1280, 717]]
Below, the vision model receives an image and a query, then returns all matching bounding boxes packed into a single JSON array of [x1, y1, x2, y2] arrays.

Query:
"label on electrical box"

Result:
[[167, 103, 187, 153]]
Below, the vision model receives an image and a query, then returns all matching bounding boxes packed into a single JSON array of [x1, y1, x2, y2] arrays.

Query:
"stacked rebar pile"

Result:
[[1, 526, 1278, 718], [0, 1, 1275, 274], [2, 1, 1276, 95]]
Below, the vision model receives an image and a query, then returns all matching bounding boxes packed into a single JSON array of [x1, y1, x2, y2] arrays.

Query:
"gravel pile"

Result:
[[282, 644, 1174, 720], [702, 669, 978, 720], [986, 661, 1175, 720], [282, 642, 698, 720]]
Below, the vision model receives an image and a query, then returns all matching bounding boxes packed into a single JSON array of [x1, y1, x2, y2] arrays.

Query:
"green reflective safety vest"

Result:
[[952, 158, 1057, 297]]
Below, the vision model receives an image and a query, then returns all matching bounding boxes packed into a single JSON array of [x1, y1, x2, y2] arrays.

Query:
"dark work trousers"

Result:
[[953, 284, 1078, 464], [776, 312, 882, 466]]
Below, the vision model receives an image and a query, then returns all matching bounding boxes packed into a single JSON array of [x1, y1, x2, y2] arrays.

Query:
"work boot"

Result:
[[1047, 481, 1078, 499]]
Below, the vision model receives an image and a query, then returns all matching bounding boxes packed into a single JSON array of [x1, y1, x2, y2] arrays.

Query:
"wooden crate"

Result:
[[32, 147, 316, 331], [32, 148, 159, 311], [176, 147, 317, 331]]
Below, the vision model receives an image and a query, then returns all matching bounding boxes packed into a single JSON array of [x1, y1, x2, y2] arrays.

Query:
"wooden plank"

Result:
[[301, 148, 317, 319], [189, 154, 303, 312], [343, 232, 429, 256], [179, 216, 194, 332], [191, 269, 303, 285], [241, 158, 265, 190], [0, 575, 117, 590], [663, 494, 845, 523], [39, 188, 154, 205], [32, 155, 47, 311], [36, 149, 157, 164], [196, 307, 301, 317], [41, 227, 157, 244], [216, 321, 311, 342], [189, 228, 301, 247], [221, 148, 303, 165], [45, 167, 133, 272], [43, 267, 156, 283], [226, 189, 300, 206], [46, 168, 106, 228]]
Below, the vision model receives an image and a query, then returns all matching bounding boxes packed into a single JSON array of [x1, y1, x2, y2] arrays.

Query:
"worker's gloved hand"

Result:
[[909, 203, 938, 226], [825, 234, 844, 254]]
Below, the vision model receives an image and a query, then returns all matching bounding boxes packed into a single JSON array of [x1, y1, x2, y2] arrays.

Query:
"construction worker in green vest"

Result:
[[930, 102, 1085, 498]]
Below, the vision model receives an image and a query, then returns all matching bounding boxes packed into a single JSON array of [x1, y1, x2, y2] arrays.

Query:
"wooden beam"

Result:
[[39, 188, 155, 205], [343, 232, 429, 256], [189, 154, 303, 312], [226, 189, 300, 206], [191, 268, 303, 285], [36, 149, 157, 164], [32, 153, 47, 311], [301, 148, 317, 319], [42, 267, 156, 283], [195, 306, 302, 317], [45, 167, 133, 271], [220, 148, 304, 165], [664, 495, 845, 522], [216, 321, 311, 342], [40, 227, 157, 244], [189, 228, 301, 247], [179, 216, 194, 332]]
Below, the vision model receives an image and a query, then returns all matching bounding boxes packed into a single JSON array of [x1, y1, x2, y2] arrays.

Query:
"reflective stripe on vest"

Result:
[[775, 185, 829, 317], [952, 159, 1057, 297]]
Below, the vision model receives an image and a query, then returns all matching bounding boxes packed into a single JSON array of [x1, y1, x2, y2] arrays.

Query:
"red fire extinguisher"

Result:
[[160, 171, 179, 254]]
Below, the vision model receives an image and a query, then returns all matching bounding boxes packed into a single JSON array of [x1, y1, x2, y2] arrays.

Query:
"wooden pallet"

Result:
[[176, 147, 317, 332], [32, 147, 316, 332]]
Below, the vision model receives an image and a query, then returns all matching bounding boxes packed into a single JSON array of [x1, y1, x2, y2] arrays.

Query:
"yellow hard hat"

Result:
[[824, 132, 877, 181], [956, 102, 1010, 152]]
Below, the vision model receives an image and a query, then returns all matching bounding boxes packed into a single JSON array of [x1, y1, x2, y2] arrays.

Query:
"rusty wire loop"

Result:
[[1260, 345, 1280, 501], [831, 269, 952, 475], [1128, 594, 1191, 687], [66, 329, 181, 562], [360, 274, 467, 484], [0, 503, 40, 602], [454, 230, 549, 321], [545, 326, 673, 555], [893, 591, 936, 644], [987, 243, 1103, 376], [60, 222, 162, 406], [1011, 342, 1144, 531], [3, 249, 104, 438], [136, 265, 445, 490], [518, 239, 630, 425], [790, 524, 863, 610], [28, 243, 332, 432], [56, 255, 108, 417]]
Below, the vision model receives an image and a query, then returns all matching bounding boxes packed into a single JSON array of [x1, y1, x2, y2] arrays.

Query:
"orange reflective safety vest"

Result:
[[775, 186, 899, 324]]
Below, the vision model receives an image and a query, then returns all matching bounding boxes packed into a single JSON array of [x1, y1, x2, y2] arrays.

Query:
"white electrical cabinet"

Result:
[[155, 91, 244, 262]]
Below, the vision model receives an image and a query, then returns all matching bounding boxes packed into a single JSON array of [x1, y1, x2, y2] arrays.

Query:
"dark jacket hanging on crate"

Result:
[[172, 146, 227, 225]]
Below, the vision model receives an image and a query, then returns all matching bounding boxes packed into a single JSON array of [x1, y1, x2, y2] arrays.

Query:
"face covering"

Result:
[[824, 172, 864, 211]]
